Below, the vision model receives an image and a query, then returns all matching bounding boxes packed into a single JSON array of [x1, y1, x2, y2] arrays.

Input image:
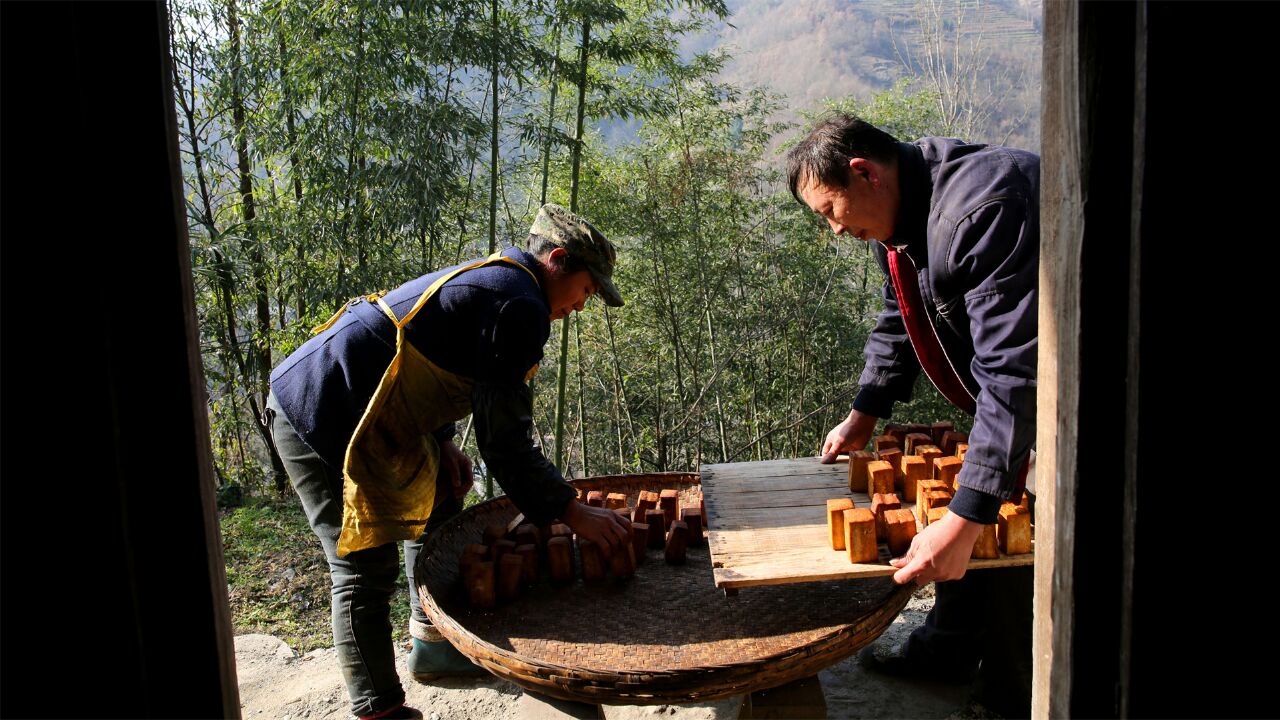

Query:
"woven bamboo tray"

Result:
[[415, 472, 913, 705]]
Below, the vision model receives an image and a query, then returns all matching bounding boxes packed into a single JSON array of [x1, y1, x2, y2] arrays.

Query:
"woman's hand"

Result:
[[889, 511, 984, 585], [820, 409, 880, 463]]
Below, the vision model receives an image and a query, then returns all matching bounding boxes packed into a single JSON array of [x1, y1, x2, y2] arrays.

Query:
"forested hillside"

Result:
[[173, 0, 1015, 499]]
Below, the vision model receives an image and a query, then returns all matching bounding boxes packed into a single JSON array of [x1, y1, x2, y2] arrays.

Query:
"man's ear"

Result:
[[546, 245, 568, 271], [848, 157, 874, 185]]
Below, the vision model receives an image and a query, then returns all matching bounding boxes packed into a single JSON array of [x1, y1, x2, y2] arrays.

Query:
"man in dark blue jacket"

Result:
[[266, 204, 630, 720], [786, 115, 1038, 718]]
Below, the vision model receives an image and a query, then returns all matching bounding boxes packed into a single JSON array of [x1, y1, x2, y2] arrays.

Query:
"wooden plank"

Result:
[[702, 456, 1036, 589]]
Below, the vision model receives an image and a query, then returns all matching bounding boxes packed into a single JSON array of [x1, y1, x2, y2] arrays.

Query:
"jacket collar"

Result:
[[884, 142, 932, 255]]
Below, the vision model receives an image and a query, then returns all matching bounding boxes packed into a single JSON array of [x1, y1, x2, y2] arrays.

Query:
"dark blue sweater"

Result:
[[269, 246, 576, 525]]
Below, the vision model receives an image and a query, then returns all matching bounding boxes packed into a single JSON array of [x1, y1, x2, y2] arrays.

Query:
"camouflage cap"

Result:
[[529, 203, 624, 307]]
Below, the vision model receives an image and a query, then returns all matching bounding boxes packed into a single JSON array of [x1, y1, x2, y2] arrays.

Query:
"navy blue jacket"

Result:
[[852, 138, 1040, 524], [269, 246, 576, 525]]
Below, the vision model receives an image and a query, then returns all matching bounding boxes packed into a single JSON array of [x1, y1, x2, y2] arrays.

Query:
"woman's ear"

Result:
[[546, 246, 568, 272]]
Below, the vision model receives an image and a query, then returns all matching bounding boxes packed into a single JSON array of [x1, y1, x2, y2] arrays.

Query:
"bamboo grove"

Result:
[[171, 0, 970, 497]]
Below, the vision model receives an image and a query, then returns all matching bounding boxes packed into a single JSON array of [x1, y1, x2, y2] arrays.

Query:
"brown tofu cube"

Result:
[[866, 460, 895, 496], [871, 493, 902, 541], [630, 522, 649, 564], [659, 489, 680, 526], [586, 490, 605, 507], [955, 442, 969, 460], [464, 560, 496, 609], [918, 445, 943, 478], [934, 456, 964, 491], [482, 524, 507, 547], [605, 492, 628, 510], [547, 537, 574, 583], [514, 523, 538, 550], [904, 423, 931, 440], [941, 430, 969, 457], [460, 543, 490, 567], [998, 503, 1032, 555], [920, 490, 952, 525], [636, 491, 658, 514], [884, 423, 908, 448], [646, 510, 667, 548], [681, 508, 703, 544], [872, 435, 899, 453], [1018, 490, 1032, 514], [925, 506, 949, 527], [515, 543, 539, 583], [492, 539, 516, 565], [877, 447, 903, 491], [827, 498, 855, 550], [549, 523, 573, 539], [848, 450, 875, 492], [901, 456, 928, 502], [578, 537, 606, 581], [497, 553, 524, 601], [665, 521, 689, 565], [843, 508, 878, 564], [609, 538, 637, 579], [930, 421, 954, 447], [884, 508, 918, 557], [971, 524, 999, 559], [916, 479, 950, 504], [904, 432, 933, 456]]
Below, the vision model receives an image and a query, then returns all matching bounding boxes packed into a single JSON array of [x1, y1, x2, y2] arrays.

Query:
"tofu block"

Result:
[[492, 539, 516, 566], [917, 445, 943, 478], [941, 430, 968, 457], [578, 537, 606, 581], [464, 560, 495, 608], [609, 537, 637, 579], [934, 456, 964, 490], [916, 479, 950, 504], [925, 506, 949, 526], [843, 508, 878, 564], [1018, 490, 1032, 514], [665, 521, 689, 565], [998, 503, 1032, 555], [515, 543, 539, 583], [482, 524, 507, 547], [636, 491, 659, 514], [904, 432, 933, 456], [630, 522, 649, 564], [547, 537, 574, 583], [513, 523, 538, 550], [497, 553, 524, 601], [877, 447, 903, 492], [873, 435, 900, 453], [586, 490, 605, 507], [646, 509, 668, 548], [930, 421, 954, 447], [681, 508, 703, 544], [884, 508, 918, 557], [659, 489, 680, 526], [971, 524, 999, 559], [901, 455, 928, 502], [605, 492, 628, 510], [884, 423, 908, 448], [904, 423, 931, 439], [848, 450, 875, 492], [871, 492, 902, 542], [920, 490, 952, 525], [867, 460, 895, 496], [827, 498, 855, 550], [955, 442, 969, 460]]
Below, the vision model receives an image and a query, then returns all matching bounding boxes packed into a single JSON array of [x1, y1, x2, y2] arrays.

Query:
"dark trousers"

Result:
[[908, 564, 1034, 717], [266, 391, 461, 717]]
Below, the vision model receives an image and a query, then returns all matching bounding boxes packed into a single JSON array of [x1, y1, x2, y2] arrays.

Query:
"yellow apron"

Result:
[[311, 253, 539, 557]]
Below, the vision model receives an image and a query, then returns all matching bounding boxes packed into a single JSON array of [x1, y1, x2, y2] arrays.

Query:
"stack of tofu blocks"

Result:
[[828, 421, 1032, 565]]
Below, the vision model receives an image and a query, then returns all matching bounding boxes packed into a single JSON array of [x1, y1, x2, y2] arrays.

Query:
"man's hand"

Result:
[[889, 511, 984, 585], [560, 498, 631, 558], [819, 409, 880, 463], [438, 439, 474, 500]]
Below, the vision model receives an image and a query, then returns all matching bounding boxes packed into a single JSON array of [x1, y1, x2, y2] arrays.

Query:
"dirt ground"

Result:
[[235, 584, 978, 720]]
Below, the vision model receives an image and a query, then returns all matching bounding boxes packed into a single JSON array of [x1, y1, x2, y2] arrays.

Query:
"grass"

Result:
[[220, 496, 411, 653], [220, 488, 489, 653]]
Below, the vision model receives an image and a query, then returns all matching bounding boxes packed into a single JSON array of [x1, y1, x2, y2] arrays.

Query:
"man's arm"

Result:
[[891, 197, 1037, 585]]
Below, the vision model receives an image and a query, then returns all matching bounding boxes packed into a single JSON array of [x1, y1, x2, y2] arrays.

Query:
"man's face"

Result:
[[545, 266, 598, 321], [798, 159, 897, 242]]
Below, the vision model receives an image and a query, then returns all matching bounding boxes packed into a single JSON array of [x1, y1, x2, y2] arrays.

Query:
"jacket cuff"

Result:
[[948, 486, 1003, 525], [432, 423, 457, 444], [852, 386, 895, 419]]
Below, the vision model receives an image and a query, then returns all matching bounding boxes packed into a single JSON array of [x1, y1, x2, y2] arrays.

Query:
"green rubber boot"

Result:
[[408, 621, 485, 682]]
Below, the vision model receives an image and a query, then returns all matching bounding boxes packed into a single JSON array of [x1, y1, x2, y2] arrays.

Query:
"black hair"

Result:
[[526, 233, 588, 274], [785, 114, 900, 205]]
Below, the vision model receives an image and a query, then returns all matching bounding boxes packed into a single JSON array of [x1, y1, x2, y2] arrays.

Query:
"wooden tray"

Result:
[[701, 457, 1034, 590]]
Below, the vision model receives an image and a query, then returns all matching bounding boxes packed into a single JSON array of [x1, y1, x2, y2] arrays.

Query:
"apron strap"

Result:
[[390, 252, 539, 330], [310, 291, 390, 335]]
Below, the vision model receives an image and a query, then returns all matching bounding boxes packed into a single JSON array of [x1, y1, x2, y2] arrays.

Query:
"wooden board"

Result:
[[701, 456, 1034, 589]]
